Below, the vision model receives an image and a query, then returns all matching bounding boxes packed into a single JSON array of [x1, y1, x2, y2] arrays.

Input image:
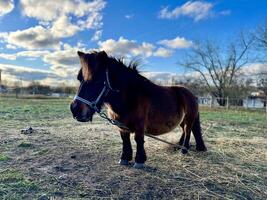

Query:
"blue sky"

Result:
[[0, 0, 266, 86]]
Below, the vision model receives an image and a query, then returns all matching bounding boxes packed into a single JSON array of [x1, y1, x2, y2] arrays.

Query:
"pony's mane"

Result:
[[107, 55, 155, 91], [109, 56, 141, 74]]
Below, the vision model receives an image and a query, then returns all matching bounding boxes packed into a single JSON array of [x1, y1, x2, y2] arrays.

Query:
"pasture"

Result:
[[0, 98, 266, 199]]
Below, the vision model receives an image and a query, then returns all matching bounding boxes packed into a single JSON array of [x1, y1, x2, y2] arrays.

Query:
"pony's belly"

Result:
[[146, 116, 182, 135]]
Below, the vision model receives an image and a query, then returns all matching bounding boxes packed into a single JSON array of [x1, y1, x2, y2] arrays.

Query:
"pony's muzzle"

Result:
[[70, 100, 79, 118], [70, 100, 94, 122]]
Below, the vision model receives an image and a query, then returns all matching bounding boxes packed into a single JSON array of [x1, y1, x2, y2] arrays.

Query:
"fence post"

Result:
[[226, 97, 229, 109], [210, 96, 213, 108]]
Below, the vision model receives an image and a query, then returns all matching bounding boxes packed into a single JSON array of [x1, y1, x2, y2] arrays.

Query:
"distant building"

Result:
[[243, 91, 266, 108], [0, 69, 7, 93], [0, 84, 7, 93], [50, 93, 68, 97]]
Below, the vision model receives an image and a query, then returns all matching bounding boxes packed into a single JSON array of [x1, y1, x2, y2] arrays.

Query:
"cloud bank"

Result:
[[0, 0, 14, 17]]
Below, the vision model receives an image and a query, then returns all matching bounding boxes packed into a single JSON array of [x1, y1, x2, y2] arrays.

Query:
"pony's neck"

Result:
[[103, 62, 136, 115], [103, 59, 155, 115]]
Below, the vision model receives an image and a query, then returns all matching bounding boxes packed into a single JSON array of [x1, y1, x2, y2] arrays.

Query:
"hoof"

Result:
[[180, 148, 188, 155], [118, 159, 129, 165], [133, 163, 145, 169], [174, 145, 181, 151], [196, 146, 207, 151]]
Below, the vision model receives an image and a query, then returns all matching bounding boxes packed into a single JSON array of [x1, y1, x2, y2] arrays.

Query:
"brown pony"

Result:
[[70, 51, 207, 168]]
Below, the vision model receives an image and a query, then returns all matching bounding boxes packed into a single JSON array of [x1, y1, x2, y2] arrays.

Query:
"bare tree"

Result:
[[255, 20, 267, 51], [180, 34, 254, 105], [254, 20, 267, 94]]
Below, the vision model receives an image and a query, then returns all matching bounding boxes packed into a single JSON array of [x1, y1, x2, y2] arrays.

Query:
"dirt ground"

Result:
[[0, 98, 267, 199]]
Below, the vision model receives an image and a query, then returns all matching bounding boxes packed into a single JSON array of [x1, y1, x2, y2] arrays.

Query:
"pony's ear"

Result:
[[97, 51, 107, 59], [77, 51, 85, 57]]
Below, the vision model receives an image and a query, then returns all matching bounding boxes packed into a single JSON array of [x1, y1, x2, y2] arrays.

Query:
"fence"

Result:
[[198, 96, 267, 112], [1, 91, 267, 112]]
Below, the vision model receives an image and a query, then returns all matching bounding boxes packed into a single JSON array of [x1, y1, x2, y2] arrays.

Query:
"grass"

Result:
[[0, 154, 11, 162], [0, 97, 266, 199], [0, 169, 39, 199], [18, 141, 34, 148]]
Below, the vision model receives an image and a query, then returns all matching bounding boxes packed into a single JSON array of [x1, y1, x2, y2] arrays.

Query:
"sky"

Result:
[[0, 0, 267, 86]]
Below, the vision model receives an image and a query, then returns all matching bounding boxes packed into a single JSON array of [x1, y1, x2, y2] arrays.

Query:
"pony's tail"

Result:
[[192, 114, 207, 151]]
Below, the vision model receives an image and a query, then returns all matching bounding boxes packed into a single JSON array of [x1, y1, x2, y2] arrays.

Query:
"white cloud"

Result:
[[78, 11, 103, 30], [0, 0, 107, 50], [241, 63, 267, 75], [91, 30, 103, 41], [0, 53, 16, 60], [20, 0, 106, 22], [153, 47, 173, 57], [0, 63, 51, 74], [158, 36, 193, 49], [0, 50, 50, 61], [6, 26, 60, 49], [0, 0, 14, 17], [0, 63, 56, 85], [42, 44, 92, 77], [159, 1, 213, 21], [0, 43, 83, 79], [40, 76, 78, 87], [6, 44, 17, 49], [0, 45, 84, 86], [98, 37, 155, 57], [50, 15, 81, 38], [49, 65, 78, 78], [0, 42, 86, 71], [20, 0, 106, 40], [0, 32, 8, 42], [16, 50, 50, 58], [0, 63, 76, 86], [43, 48, 80, 68], [142, 72, 178, 85]]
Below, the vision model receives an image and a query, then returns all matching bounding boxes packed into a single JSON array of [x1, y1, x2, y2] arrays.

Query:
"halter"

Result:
[[74, 69, 119, 113]]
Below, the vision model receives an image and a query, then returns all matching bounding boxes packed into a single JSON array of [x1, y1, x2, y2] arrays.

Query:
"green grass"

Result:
[[0, 169, 39, 199], [200, 107, 267, 126], [0, 97, 266, 199], [0, 98, 72, 130], [18, 141, 33, 148], [0, 98, 70, 120], [0, 154, 11, 162]]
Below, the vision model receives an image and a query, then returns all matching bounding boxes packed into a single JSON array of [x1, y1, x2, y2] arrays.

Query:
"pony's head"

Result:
[[70, 50, 109, 122]]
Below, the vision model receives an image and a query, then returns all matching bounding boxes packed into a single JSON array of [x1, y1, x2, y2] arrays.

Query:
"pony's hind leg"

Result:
[[119, 131, 133, 165], [178, 122, 185, 146], [180, 123, 192, 154], [174, 123, 185, 150], [192, 114, 207, 151], [179, 115, 195, 154]]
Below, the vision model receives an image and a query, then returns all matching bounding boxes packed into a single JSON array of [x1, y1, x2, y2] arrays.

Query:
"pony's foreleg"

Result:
[[133, 129, 147, 168], [119, 131, 132, 165]]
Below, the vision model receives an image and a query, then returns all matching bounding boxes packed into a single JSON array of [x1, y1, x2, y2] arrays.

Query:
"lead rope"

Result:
[[97, 110, 184, 149]]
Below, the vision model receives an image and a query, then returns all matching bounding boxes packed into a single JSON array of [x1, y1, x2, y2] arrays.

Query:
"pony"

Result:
[[70, 51, 207, 168]]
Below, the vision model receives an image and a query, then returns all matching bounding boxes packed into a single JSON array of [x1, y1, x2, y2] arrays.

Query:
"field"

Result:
[[0, 98, 266, 199]]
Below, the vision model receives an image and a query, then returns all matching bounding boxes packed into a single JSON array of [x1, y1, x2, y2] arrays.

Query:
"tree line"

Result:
[[179, 20, 267, 105]]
